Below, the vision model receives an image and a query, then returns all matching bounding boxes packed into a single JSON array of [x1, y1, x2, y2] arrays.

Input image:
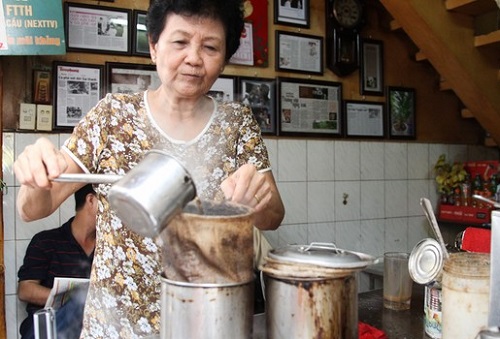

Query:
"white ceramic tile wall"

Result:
[[3, 133, 499, 339]]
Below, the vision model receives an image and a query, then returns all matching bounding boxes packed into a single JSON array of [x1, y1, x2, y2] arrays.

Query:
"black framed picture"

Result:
[[65, 2, 132, 55], [105, 62, 160, 94], [238, 77, 277, 136], [207, 75, 236, 103], [275, 30, 323, 75], [132, 10, 149, 57], [344, 100, 385, 138], [388, 86, 416, 139], [53, 61, 104, 129], [360, 39, 384, 96], [277, 77, 342, 138], [274, 0, 310, 27]]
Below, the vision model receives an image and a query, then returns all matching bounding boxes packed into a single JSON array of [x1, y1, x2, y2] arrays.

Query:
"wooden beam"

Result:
[[445, 0, 498, 15], [389, 20, 401, 31], [414, 51, 427, 61], [379, 0, 500, 144], [461, 108, 474, 118], [474, 30, 500, 47]]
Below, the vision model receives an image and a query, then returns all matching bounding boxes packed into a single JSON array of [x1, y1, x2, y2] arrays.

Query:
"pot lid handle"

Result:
[[301, 242, 338, 252]]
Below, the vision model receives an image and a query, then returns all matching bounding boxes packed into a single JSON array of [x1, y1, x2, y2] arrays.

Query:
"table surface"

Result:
[[358, 283, 428, 339]]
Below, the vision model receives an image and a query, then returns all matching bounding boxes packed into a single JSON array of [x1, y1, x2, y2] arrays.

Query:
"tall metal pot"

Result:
[[261, 243, 375, 339], [160, 277, 254, 339]]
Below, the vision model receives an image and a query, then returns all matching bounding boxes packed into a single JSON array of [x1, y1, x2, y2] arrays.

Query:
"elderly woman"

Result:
[[14, 0, 285, 337]]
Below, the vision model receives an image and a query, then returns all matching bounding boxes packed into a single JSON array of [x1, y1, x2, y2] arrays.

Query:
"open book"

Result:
[[45, 277, 90, 310]]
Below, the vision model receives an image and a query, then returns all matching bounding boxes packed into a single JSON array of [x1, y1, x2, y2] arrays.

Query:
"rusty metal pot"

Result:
[[56, 150, 197, 238], [261, 243, 375, 339], [160, 276, 254, 339], [160, 200, 255, 284]]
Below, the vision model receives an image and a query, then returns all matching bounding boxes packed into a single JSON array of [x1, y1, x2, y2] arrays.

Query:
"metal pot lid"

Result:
[[268, 242, 375, 269], [409, 238, 444, 284]]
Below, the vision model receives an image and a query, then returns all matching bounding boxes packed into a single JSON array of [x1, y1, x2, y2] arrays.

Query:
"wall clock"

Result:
[[326, 0, 365, 76]]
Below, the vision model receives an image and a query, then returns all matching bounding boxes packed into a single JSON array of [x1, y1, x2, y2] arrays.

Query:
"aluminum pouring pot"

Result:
[[108, 150, 196, 238], [56, 150, 197, 238]]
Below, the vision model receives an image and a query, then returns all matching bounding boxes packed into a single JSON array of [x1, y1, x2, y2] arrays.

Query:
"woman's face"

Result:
[[150, 14, 226, 100]]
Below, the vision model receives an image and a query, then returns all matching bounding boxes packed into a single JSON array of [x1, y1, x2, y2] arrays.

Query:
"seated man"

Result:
[[17, 184, 97, 339]]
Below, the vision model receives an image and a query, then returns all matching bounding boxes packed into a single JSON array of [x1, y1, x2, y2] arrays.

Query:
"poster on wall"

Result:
[[230, 0, 268, 67], [0, 0, 66, 55]]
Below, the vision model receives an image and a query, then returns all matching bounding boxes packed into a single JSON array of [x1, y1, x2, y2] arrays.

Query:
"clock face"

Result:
[[333, 0, 362, 29]]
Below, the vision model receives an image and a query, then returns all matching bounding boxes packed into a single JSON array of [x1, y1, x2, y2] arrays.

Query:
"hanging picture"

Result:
[[388, 86, 416, 139], [229, 0, 268, 67]]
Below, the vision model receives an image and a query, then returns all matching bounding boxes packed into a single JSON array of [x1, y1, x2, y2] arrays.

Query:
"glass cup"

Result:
[[383, 252, 413, 310]]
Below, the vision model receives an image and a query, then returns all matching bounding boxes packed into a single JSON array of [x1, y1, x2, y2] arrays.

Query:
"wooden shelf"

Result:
[[474, 29, 500, 47], [445, 0, 498, 16]]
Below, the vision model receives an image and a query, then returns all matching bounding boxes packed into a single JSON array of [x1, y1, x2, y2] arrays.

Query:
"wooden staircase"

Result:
[[379, 0, 500, 146]]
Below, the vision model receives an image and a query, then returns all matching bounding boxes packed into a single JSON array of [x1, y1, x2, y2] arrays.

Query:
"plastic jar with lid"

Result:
[[441, 252, 490, 339]]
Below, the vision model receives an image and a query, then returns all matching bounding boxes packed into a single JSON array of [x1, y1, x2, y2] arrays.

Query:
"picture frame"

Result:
[[105, 62, 160, 93], [275, 31, 323, 75], [207, 75, 236, 103], [344, 100, 385, 138], [53, 61, 104, 129], [64, 2, 132, 55], [238, 77, 277, 136], [132, 10, 150, 57], [32, 69, 52, 104], [278, 77, 342, 137], [388, 86, 416, 139], [274, 0, 310, 28], [360, 39, 384, 96]]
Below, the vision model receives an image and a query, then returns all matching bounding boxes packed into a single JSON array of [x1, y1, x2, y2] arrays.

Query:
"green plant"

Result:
[[390, 90, 413, 131], [433, 154, 467, 194]]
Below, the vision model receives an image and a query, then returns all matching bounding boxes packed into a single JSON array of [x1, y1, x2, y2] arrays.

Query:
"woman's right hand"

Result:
[[14, 137, 69, 189]]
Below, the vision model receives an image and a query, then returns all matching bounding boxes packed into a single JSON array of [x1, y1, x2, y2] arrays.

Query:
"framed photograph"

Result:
[[344, 100, 385, 138], [132, 10, 149, 57], [274, 0, 310, 27], [276, 31, 323, 75], [105, 62, 160, 93], [207, 76, 236, 103], [33, 70, 52, 104], [388, 86, 416, 139], [239, 77, 277, 135], [278, 77, 342, 137], [360, 39, 384, 96], [65, 2, 131, 55], [53, 61, 104, 129]]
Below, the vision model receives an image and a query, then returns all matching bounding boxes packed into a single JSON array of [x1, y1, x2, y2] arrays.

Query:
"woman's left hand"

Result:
[[221, 164, 271, 212]]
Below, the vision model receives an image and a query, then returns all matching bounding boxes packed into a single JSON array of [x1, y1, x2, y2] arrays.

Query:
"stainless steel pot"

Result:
[[56, 150, 196, 238], [160, 276, 254, 339], [261, 243, 375, 339]]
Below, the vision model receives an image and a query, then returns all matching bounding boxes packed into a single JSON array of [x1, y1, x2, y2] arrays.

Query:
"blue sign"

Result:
[[0, 0, 66, 55]]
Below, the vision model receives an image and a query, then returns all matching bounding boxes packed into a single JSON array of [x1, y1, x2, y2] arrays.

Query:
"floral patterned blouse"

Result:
[[63, 92, 270, 338]]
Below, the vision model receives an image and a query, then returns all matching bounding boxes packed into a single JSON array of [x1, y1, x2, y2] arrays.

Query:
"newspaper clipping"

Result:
[[280, 81, 340, 135], [67, 5, 128, 53], [278, 33, 321, 74], [56, 64, 101, 127]]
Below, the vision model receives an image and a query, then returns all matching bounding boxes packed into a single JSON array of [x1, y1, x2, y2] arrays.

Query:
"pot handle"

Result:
[[372, 256, 384, 266]]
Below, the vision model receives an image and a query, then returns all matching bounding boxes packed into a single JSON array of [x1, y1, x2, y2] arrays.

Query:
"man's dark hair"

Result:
[[147, 0, 244, 62], [75, 184, 96, 211]]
